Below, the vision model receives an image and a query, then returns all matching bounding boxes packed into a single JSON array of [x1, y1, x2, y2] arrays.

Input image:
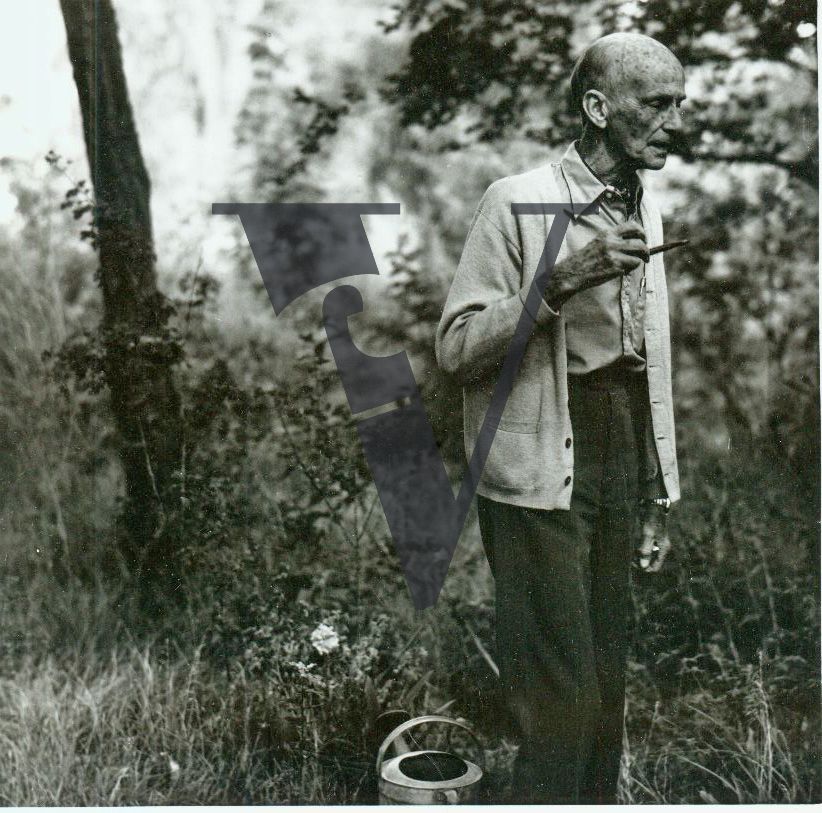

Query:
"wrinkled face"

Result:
[[605, 49, 686, 170]]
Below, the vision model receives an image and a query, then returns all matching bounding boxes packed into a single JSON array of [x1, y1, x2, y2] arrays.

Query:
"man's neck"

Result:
[[577, 130, 637, 190]]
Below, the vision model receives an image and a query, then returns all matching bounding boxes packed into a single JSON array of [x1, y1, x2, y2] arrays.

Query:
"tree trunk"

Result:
[[59, 0, 182, 575]]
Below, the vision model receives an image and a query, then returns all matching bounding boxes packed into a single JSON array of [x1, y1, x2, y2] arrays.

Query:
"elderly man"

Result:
[[436, 33, 685, 803]]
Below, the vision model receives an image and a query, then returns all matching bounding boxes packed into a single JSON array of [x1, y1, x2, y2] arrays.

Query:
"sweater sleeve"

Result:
[[640, 407, 668, 499], [632, 371, 669, 500], [435, 183, 560, 385]]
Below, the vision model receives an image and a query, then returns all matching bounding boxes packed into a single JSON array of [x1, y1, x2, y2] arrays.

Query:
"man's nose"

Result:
[[663, 104, 683, 133]]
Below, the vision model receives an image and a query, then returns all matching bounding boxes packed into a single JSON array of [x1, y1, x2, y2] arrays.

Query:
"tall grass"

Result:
[[0, 571, 815, 804], [0, 648, 337, 805], [0, 227, 127, 668], [621, 655, 812, 804]]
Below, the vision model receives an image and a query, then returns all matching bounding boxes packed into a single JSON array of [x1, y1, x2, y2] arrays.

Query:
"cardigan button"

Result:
[[564, 476, 572, 486], [565, 437, 572, 448]]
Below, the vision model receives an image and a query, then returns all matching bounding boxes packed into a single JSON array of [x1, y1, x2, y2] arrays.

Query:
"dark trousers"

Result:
[[478, 367, 644, 804]]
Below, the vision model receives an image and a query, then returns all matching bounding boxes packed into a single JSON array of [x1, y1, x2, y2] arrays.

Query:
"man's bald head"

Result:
[[569, 33, 683, 125]]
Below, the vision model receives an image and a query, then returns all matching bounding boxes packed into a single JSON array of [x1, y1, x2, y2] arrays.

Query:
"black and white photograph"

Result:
[[0, 0, 818, 805]]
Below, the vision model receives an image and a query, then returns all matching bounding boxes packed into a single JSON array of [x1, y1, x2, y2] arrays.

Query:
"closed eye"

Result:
[[646, 96, 686, 110]]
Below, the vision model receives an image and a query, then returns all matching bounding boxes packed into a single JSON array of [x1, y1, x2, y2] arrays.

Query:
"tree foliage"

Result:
[[382, 0, 817, 182]]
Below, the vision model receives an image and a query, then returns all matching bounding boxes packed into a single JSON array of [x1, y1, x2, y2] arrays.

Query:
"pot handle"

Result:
[[435, 789, 459, 803], [375, 715, 482, 775]]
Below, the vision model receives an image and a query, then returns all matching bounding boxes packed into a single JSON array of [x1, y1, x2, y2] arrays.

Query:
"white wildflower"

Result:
[[310, 623, 340, 655], [288, 660, 316, 677]]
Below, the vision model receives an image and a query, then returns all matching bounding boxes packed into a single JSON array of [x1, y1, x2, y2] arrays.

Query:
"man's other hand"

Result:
[[636, 502, 671, 573], [544, 222, 649, 310]]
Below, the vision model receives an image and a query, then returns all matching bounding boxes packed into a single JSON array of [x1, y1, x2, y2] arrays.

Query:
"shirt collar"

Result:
[[559, 142, 643, 221]]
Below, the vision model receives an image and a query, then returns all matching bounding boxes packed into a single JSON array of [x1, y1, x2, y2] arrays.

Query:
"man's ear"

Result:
[[582, 89, 609, 129]]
